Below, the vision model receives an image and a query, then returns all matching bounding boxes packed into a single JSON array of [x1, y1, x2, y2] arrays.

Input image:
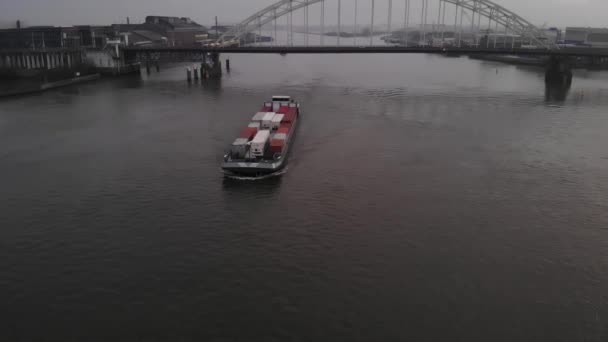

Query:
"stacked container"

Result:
[[269, 133, 287, 155], [240, 127, 258, 140], [231, 138, 249, 159], [261, 112, 276, 129], [271, 114, 284, 130], [251, 112, 267, 122], [282, 112, 296, 124], [277, 105, 297, 123], [277, 126, 290, 135], [251, 130, 271, 157]]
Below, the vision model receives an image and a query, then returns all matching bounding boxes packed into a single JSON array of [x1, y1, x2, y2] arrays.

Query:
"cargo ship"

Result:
[[222, 96, 300, 177]]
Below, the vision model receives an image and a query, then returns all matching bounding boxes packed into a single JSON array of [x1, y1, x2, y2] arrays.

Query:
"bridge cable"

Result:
[[274, 9, 278, 46], [459, 5, 464, 47], [338, 0, 341, 46], [441, 0, 446, 44], [371, 0, 375, 46], [493, 16, 498, 48], [354, 0, 358, 45], [470, 1, 476, 46], [420, 0, 425, 44], [437, 0, 443, 45], [486, 8, 492, 48], [305, 0, 309, 46], [454, 1, 459, 47], [388, 0, 393, 39], [403, 0, 410, 46], [321, 0, 325, 45]]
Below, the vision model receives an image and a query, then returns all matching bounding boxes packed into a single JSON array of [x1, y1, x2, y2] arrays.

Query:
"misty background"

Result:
[[1, 0, 606, 29]]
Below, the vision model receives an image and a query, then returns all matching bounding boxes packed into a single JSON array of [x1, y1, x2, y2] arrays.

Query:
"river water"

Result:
[[1, 52, 607, 341]]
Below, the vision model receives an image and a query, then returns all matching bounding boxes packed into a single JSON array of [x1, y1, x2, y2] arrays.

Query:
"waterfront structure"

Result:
[[0, 25, 69, 49], [565, 27, 608, 47], [143, 16, 208, 47], [0, 15, 206, 77], [544, 28, 562, 44]]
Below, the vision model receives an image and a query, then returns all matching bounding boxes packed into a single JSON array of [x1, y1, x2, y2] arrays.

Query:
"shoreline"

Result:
[[0, 73, 101, 98]]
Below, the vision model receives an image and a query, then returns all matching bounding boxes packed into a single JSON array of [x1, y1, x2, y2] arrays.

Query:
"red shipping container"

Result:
[[286, 107, 298, 116], [283, 111, 296, 118], [261, 106, 272, 112], [239, 127, 258, 140], [277, 106, 290, 114], [269, 139, 285, 154], [277, 127, 290, 135]]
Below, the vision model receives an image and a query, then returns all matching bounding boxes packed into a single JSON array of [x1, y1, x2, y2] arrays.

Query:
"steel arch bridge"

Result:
[[217, 0, 558, 50]]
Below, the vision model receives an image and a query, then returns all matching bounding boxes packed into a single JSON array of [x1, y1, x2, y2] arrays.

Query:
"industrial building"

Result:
[[143, 16, 208, 47], [565, 27, 608, 47], [0, 16, 208, 50], [0, 25, 67, 49]]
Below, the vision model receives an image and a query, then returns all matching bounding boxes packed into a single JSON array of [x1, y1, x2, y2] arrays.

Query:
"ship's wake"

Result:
[[222, 166, 288, 181]]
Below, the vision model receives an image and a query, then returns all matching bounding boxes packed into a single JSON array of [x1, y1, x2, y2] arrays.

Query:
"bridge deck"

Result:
[[124, 46, 608, 57]]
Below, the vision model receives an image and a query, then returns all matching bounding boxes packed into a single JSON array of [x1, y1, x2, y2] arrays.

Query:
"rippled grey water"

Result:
[[1, 53, 607, 341]]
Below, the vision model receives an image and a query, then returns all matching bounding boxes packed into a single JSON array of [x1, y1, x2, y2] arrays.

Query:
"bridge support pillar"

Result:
[[545, 56, 573, 101], [209, 53, 222, 78], [200, 63, 206, 79], [545, 56, 572, 87]]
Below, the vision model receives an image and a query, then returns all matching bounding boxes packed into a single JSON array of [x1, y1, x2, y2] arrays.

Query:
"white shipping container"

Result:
[[251, 130, 271, 157], [272, 133, 287, 140], [231, 138, 249, 158], [233, 137, 250, 145], [270, 114, 284, 130], [252, 112, 267, 122], [248, 122, 261, 129], [261, 112, 276, 129]]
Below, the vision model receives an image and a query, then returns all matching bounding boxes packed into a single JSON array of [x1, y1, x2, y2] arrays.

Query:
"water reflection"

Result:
[[117, 74, 145, 89], [545, 82, 572, 102], [201, 77, 223, 94]]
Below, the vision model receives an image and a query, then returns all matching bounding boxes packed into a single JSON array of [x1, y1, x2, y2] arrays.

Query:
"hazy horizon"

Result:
[[1, 0, 607, 29]]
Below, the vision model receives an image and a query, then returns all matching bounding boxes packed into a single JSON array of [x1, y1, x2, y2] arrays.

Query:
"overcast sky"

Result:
[[1, 0, 606, 28]]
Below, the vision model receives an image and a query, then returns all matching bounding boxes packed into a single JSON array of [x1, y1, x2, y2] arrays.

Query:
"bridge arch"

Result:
[[218, 0, 557, 49]]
